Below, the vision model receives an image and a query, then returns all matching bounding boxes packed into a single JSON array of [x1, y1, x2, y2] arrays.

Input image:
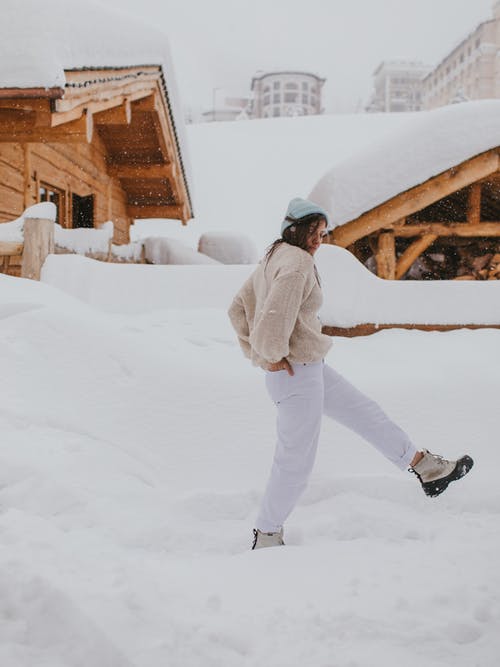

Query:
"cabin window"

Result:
[[39, 183, 64, 224], [72, 193, 94, 228]]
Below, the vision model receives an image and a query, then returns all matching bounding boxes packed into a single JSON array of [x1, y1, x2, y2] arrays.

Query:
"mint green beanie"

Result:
[[281, 197, 331, 236]]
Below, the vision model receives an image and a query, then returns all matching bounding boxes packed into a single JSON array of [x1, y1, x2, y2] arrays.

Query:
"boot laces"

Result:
[[251, 529, 258, 550]]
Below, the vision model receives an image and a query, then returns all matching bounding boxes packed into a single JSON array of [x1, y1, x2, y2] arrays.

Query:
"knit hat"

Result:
[[281, 197, 331, 236]]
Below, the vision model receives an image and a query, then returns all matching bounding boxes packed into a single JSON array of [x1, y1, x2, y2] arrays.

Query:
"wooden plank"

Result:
[[0, 143, 26, 167], [332, 150, 500, 248], [375, 230, 395, 279], [0, 111, 93, 143], [395, 234, 438, 279], [322, 323, 500, 338], [127, 204, 182, 219], [107, 162, 175, 179], [23, 143, 35, 208], [0, 241, 23, 256], [0, 160, 25, 192], [393, 222, 500, 237], [467, 182, 481, 224], [95, 100, 132, 126], [21, 217, 55, 280], [0, 99, 51, 113], [0, 185, 24, 213]]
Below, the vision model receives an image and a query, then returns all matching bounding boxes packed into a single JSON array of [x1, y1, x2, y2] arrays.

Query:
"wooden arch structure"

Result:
[[327, 148, 500, 281], [0, 66, 192, 244]]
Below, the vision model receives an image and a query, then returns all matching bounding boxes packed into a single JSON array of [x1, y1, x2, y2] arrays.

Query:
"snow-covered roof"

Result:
[[1, 0, 192, 205], [0, 0, 177, 89], [309, 100, 500, 228]]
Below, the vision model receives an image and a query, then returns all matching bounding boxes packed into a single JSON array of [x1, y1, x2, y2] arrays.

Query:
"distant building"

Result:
[[422, 1, 500, 109], [367, 61, 432, 113], [250, 71, 325, 119]]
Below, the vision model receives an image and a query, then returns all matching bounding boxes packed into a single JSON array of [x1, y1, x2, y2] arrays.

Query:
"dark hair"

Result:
[[265, 213, 327, 262], [265, 212, 327, 284]]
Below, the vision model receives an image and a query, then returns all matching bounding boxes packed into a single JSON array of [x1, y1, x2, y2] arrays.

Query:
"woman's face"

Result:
[[306, 220, 328, 255]]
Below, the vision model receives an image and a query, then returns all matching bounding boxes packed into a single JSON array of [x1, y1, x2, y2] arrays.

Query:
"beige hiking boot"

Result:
[[410, 449, 474, 497], [251, 527, 285, 550]]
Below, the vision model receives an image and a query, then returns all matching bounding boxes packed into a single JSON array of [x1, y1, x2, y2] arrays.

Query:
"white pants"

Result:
[[256, 361, 417, 533]]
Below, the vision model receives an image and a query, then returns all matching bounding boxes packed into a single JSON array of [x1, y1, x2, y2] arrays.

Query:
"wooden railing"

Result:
[[0, 217, 54, 280]]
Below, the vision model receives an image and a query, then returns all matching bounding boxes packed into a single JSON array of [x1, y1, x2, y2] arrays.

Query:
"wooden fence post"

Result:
[[21, 217, 55, 280]]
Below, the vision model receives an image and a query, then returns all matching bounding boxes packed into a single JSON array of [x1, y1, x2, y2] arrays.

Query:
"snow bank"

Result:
[[40, 245, 500, 325], [316, 245, 500, 326], [310, 100, 500, 227], [143, 237, 219, 265], [40, 254, 253, 313], [55, 221, 113, 255], [198, 232, 258, 264]]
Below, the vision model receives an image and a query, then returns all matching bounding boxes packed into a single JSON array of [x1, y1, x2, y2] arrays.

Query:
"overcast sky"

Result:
[[103, 0, 495, 115]]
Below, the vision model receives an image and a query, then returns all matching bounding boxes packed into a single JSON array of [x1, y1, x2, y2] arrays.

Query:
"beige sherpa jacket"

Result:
[[228, 243, 332, 368]]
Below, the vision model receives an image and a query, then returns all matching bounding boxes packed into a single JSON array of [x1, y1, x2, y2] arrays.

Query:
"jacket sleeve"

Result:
[[249, 270, 307, 363], [228, 276, 253, 358]]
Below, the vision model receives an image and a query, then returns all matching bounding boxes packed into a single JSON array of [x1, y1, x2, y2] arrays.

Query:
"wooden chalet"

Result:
[[325, 148, 500, 281], [0, 65, 192, 251]]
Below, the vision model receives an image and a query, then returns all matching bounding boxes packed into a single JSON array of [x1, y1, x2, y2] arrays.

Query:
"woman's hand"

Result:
[[267, 358, 294, 376]]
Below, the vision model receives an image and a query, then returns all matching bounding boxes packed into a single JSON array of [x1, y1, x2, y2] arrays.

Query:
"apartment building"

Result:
[[367, 61, 432, 112], [422, 1, 500, 108], [250, 71, 325, 119]]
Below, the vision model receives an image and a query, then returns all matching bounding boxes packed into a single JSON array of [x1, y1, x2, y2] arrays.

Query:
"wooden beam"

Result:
[[107, 162, 176, 180], [131, 95, 158, 113], [375, 230, 396, 279], [393, 222, 500, 237], [322, 323, 500, 338], [127, 204, 182, 219], [94, 100, 132, 126], [332, 150, 500, 247], [0, 110, 93, 143], [467, 182, 481, 224], [21, 217, 55, 280], [23, 143, 34, 209], [395, 234, 437, 279], [0, 241, 23, 256]]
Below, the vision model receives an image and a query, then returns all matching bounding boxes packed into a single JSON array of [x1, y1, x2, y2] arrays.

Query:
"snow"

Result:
[[315, 245, 500, 326], [143, 237, 220, 265], [184, 112, 416, 253], [40, 254, 253, 313], [0, 203, 57, 243], [39, 247, 500, 326], [54, 221, 113, 255], [198, 232, 258, 264], [0, 217, 24, 243], [24, 202, 57, 222], [0, 269, 499, 666], [310, 100, 500, 226]]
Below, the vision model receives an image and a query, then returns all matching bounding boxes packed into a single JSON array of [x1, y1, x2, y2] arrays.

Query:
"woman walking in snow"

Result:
[[228, 197, 474, 550]]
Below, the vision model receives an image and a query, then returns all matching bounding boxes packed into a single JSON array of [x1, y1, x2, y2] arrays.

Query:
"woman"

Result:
[[228, 197, 473, 550]]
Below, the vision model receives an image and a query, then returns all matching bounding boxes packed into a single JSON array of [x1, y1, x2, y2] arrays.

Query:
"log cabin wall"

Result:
[[0, 136, 130, 243]]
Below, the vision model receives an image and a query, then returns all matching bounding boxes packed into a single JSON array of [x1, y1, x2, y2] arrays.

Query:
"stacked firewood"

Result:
[[454, 252, 500, 280]]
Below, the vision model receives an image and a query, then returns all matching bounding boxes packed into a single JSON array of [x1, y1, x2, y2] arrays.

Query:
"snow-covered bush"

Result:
[[198, 232, 258, 264], [143, 237, 220, 265]]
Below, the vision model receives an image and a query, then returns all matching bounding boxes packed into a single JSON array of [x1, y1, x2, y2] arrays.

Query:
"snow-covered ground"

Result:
[[1, 270, 499, 666]]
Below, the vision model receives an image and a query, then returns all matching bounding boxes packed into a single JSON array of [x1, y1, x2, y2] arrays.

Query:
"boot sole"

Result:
[[421, 455, 474, 497]]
